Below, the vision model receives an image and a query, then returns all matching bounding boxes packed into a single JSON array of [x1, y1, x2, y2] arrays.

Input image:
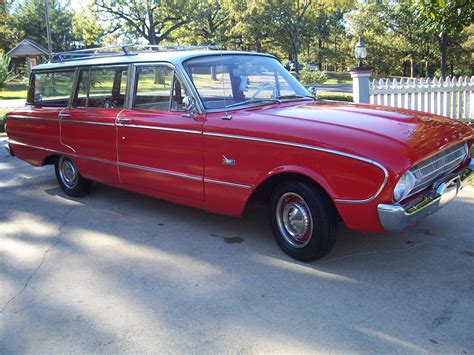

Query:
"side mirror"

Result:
[[182, 95, 198, 119], [308, 86, 317, 98]]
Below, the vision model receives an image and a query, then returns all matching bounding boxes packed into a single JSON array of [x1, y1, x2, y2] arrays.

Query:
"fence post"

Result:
[[348, 67, 373, 103]]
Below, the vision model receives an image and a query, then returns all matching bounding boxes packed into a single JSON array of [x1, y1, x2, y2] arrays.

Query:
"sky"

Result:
[[70, 0, 92, 12]]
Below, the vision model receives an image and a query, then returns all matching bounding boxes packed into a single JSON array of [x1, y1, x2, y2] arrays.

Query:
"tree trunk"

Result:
[[439, 32, 448, 78], [410, 57, 415, 78], [291, 39, 299, 74]]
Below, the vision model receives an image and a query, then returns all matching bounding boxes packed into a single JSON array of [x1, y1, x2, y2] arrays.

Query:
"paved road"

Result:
[[1, 137, 473, 353], [313, 83, 352, 93], [0, 99, 25, 109]]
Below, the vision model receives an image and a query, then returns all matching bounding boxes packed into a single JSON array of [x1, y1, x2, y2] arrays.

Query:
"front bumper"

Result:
[[378, 160, 474, 232]]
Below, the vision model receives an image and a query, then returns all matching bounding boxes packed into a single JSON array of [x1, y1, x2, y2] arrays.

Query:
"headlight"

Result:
[[393, 170, 417, 202]]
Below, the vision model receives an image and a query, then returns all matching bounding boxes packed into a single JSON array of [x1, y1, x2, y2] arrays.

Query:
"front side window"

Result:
[[134, 65, 188, 111], [183, 55, 311, 110], [27, 70, 75, 107], [73, 67, 127, 108]]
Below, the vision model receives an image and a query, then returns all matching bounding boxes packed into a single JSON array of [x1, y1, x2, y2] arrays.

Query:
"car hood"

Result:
[[259, 100, 473, 171]]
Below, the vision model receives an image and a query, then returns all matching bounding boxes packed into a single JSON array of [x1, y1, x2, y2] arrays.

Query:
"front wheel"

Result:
[[55, 155, 91, 197], [270, 181, 337, 261]]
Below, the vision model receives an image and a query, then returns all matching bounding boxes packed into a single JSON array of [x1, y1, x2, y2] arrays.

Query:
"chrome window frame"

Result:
[[27, 68, 77, 108], [130, 61, 204, 114], [180, 53, 312, 113], [71, 64, 130, 110]]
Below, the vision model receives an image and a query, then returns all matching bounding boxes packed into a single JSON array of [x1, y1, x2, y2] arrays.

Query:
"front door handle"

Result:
[[59, 113, 71, 118], [117, 117, 133, 124]]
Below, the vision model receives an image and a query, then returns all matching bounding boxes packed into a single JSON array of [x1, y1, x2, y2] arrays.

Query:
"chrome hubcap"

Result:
[[59, 157, 78, 189], [276, 192, 313, 248]]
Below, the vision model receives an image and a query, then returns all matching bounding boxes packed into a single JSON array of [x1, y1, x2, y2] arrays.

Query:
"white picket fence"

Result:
[[369, 76, 474, 120]]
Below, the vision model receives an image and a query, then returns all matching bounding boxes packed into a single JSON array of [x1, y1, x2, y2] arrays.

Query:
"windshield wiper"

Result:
[[276, 94, 315, 101], [225, 98, 281, 109]]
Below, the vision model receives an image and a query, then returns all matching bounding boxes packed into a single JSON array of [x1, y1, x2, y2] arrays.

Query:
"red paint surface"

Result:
[[6, 100, 473, 232]]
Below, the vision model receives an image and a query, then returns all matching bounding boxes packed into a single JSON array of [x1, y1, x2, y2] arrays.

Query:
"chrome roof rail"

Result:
[[50, 44, 220, 63]]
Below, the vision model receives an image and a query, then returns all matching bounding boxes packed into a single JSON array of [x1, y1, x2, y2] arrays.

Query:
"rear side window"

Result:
[[134, 65, 188, 111], [73, 67, 128, 109], [27, 71, 75, 107]]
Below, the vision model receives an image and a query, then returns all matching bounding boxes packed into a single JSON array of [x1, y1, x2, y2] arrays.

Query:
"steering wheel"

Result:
[[250, 83, 276, 100]]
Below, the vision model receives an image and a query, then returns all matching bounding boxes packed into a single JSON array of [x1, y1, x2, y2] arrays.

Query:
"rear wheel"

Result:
[[55, 156, 91, 197], [270, 181, 337, 261]]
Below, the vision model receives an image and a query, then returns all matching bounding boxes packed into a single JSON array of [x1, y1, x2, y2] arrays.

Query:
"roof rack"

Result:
[[50, 44, 220, 63]]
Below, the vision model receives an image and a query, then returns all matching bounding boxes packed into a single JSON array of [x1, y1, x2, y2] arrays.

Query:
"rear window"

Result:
[[27, 70, 75, 107]]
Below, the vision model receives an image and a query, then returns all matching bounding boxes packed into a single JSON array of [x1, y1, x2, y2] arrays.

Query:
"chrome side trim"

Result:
[[7, 115, 58, 122], [204, 178, 252, 189], [118, 161, 202, 181], [7, 139, 254, 189], [61, 119, 115, 127], [7, 139, 61, 154], [204, 132, 389, 203], [117, 123, 202, 135], [8, 139, 201, 181]]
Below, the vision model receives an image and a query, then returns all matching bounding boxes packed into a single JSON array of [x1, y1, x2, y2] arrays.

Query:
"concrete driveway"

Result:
[[1, 137, 473, 353]]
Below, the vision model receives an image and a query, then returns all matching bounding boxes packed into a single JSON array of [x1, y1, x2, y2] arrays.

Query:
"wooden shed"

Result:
[[6, 39, 50, 74]]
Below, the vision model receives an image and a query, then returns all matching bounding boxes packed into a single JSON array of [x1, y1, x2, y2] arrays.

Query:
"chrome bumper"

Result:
[[378, 161, 473, 232]]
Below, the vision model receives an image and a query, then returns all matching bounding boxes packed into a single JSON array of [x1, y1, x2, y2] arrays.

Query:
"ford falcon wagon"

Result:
[[5, 45, 473, 261]]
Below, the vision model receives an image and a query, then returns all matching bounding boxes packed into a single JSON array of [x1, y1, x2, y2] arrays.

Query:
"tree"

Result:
[[414, 0, 474, 77], [0, 0, 24, 52], [94, 0, 198, 45], [12, 0, 75, 52], [72, 5, 110, 48], [263, 0, 315, 73]]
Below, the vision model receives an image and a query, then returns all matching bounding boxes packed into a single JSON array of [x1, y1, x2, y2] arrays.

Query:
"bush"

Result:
[[299, 68, 328, 84], [0, 113, 5, 133], [317, 92, 353, 102], [0, 54, 16, 91]]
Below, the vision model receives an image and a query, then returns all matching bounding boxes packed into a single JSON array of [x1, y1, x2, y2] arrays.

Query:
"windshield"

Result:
[[183, 55, 311, 110]]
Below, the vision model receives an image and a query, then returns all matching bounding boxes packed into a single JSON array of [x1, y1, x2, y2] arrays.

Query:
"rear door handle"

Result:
[[59, 113, 71, 118], [117, 117, 133, 124]]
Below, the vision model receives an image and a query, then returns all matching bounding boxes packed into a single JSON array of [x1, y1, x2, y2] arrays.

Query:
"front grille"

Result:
[[409, 143, 468, 196]]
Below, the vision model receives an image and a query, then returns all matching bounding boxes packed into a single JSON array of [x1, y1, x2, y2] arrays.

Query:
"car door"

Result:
[[60, 66, 129, 185], [6, 69, 75, 160], [116, 63, 204, 201]]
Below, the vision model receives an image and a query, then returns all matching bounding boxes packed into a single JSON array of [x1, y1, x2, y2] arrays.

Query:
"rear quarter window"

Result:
[[27, 70, 75, 107]]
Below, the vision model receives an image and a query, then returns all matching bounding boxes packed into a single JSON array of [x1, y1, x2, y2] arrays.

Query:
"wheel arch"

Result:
[[42, 154, 59, 166], [245, 166, 338, 216]]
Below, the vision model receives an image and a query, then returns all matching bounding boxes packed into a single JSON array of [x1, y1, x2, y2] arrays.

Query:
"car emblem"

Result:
[[222, 155, 236, 166]]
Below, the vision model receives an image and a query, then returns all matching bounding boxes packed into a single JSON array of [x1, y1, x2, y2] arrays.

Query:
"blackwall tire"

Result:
[[270, 181, 337, 261], [55, 156, 91, 197]]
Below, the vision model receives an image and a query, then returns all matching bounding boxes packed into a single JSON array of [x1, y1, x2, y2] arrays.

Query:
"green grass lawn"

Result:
[[0, 80, 28, 99]]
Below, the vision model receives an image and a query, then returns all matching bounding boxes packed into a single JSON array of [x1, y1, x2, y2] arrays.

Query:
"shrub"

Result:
[[299, 68, 328, 84], [0, 113, 5, 133], [0, 54, 16, 91], [316, 92, 353, 102]]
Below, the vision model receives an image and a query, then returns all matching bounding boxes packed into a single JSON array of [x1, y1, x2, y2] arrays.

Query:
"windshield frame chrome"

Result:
[[181, 53, 312, 113]]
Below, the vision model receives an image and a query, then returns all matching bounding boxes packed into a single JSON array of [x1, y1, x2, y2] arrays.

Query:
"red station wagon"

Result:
[[5, 46, 473, 261]]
